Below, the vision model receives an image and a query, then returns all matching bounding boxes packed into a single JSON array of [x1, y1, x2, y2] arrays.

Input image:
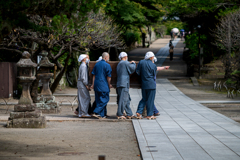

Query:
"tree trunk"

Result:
[[114, 47, 118, 61], [139, 27, 146, 48], [148, 26, 151, 47], [142, 33, 146, 48], [50, 52, 71, 94], [225, 21, 232, 79]]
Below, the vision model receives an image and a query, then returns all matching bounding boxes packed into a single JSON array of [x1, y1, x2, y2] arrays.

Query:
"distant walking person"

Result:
[[169, 40, 174, 61], [170, 30, 173, 40], [116, 52, 136, 119], [91, 52, 112, 119], [77, 54, 91, 118]]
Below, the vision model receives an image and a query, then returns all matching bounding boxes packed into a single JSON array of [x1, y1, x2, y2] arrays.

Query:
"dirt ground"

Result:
[[205, 104, 240, 122], [170, 79, 240, 122], [0, 121, 141, 160], [169, 79, 240, 101], [0, 104, 140, 160]]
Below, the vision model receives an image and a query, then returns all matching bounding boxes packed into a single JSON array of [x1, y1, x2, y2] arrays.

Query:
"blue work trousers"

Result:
[[116, 87, 133, 116], [153, 105, 159, 114], [93, 91, 109, 117], [137, 89, 156, 116]]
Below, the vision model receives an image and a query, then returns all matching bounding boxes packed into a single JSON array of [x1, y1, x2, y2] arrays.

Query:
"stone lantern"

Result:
[[36, 51, 60, 113], [17, 51, 37, 104], [7, 51, 46, 128]]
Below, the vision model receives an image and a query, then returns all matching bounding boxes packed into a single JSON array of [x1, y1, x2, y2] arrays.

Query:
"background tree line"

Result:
[[0, 0, 240, 95]]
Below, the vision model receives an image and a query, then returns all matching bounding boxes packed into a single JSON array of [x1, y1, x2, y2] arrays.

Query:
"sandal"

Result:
[[81, 114, 91, 118], [117, 116, 126, 120], [126, 115, 136, 119], [92, 113, 101, 119], [100, 116, 107, 119], [136, 113, 143, 119], [146, 116, 156, 120], [154, 113, 160, 116], [74, 111, 79, 115]]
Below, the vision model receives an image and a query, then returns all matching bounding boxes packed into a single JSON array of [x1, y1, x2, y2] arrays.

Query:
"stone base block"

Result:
[[10, 112, 25, 119], [36, 102, 61, 114], [45, 96, 55, 103], [9, 111, 42, 120], [25, 110, 42, 118], [7, 116, 46, 128], [14, 104, 36, 112], [37, 96, 55, 103]]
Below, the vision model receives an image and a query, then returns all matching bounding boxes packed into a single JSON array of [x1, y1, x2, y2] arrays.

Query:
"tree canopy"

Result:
[[0, 0, 105, 41]]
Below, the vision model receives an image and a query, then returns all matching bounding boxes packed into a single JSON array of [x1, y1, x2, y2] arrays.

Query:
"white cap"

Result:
[[96, 56, 102, 62], [78, 54, 87, 62], [118, 52, 128, 60], [154, 56, 157, 62], [144, 51, 155, 60]]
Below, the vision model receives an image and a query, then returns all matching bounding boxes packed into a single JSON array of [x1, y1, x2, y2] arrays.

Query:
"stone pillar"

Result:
[[7, 51, 46, 128], [36, 51, 61, 113]]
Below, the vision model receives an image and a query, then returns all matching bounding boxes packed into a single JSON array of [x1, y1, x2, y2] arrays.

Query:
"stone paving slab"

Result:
[[130, 79, 240, 160]]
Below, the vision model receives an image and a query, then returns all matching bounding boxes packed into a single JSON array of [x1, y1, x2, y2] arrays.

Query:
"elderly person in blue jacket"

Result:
[[116, 52, 136, 119], [91, 52, 112, 119], [136, 51, 169, 120]]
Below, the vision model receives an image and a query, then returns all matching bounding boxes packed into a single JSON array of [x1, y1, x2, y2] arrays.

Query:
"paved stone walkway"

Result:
[[130, 79, 240, 160]]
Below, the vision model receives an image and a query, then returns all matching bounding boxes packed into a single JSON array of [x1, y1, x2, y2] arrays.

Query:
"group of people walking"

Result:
[[75, 51, 169, 120]]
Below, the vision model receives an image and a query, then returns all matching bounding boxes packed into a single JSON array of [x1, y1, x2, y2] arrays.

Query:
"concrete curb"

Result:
[[0, 102, 117, 106], [0, 116, 133, 122], [53, 94, 117, 97], [198, 101, 240, 104]]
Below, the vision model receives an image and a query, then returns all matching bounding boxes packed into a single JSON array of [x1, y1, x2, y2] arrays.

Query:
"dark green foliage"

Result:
[[104, 0, 164, 46], [0, 0, 105, 40], [122, 31, 141, 46]]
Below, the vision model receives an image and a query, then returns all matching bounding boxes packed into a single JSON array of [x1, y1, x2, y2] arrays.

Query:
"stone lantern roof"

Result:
[[38, 50, 54, 67], [17, 51, 37, 68]]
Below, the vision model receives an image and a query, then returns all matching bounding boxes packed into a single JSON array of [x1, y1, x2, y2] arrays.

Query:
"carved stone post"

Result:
[[7, 51, 46, 128], [36, 51, 61, 113]]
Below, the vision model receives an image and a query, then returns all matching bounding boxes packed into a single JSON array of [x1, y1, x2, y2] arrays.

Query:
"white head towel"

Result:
[[96, 56, 102, 62], [154, 56, 157, 62], [78, 54, 87, 62], [144, 51, 155, 60], [118, 52, 128, 60]]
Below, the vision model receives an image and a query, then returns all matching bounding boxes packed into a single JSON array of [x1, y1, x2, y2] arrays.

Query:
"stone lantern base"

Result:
[[36, 96, 61, 113], [7, 104, 46, 128]]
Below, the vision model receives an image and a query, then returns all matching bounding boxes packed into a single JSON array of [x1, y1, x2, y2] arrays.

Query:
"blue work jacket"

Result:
[[116, 60, 136, 88], [92, 59, 112, 92], [136, 59, 157, 89]]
